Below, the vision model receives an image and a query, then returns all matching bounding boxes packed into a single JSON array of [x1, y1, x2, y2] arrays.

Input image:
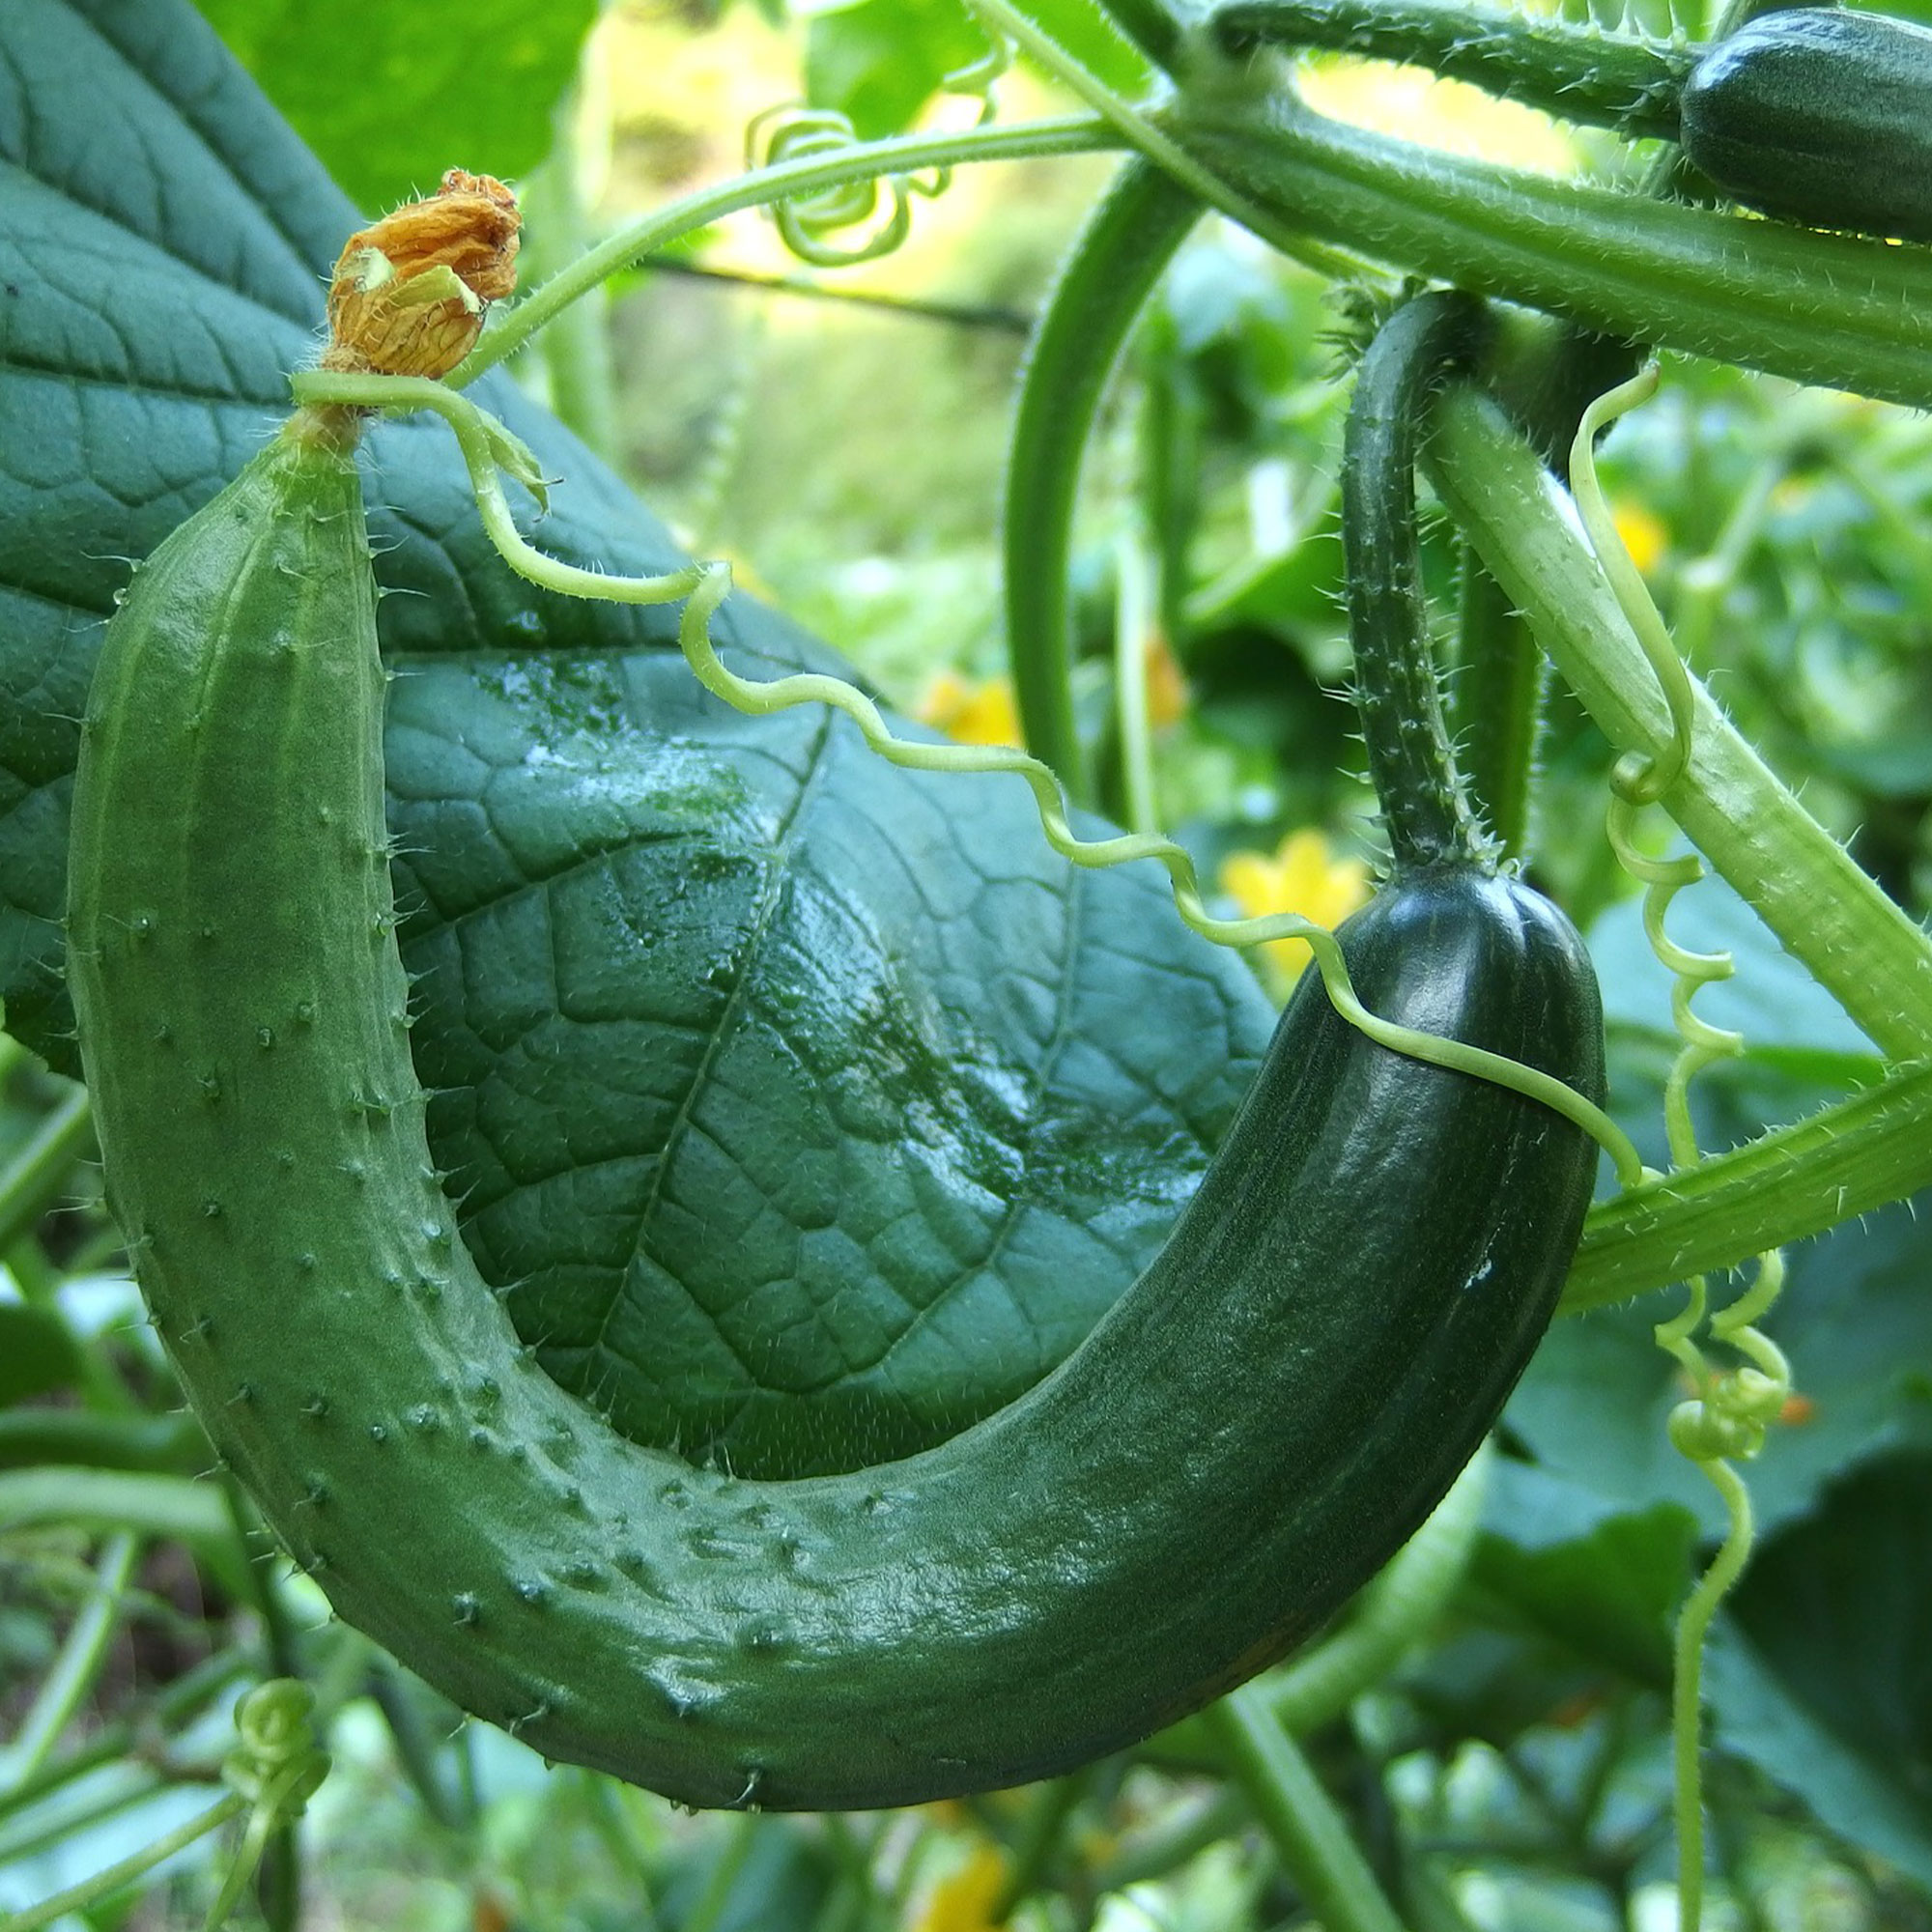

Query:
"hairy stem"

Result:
[[1343, 290, 1492, 870], [1426, 384, 1932, 1064], [1671, 1459, 1755, 1929], [970, 0, 1366, 279], [452, 118, 1118, 384], [1565, 1061, 1932, 1312], [1171, 89, 1932, 413], [1206, 0, 1693, 138]]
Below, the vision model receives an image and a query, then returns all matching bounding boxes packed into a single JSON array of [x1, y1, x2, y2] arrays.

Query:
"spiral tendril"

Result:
[[1605, 781, 1740, 1171], [1572, 366, 1792, 1932], [13, 1678, 331, 1932], [745, 42, 1009, 268]]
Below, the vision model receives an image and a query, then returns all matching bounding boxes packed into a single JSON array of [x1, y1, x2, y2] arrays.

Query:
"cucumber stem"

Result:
[[1426, 383, 1932, 1061], [1566, 1061, 1932, 1312], [1450, 560, 1542, 861], [1170, 97, 1932, 415], [1343, 292, 1492, 872], [1206, 0, 1694, 140], [1204, 1688, 1409, 1932], [1005, 159, 1201, 794]]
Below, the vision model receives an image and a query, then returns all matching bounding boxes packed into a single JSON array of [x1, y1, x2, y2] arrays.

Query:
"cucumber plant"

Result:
[[15, 0, 1932, 1920], [66, 160, 1605, 1810]]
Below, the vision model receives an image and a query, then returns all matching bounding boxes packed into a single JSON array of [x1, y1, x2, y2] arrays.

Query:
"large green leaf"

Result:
[[805, 0, 1152, 140], [190, 0, 598, 216], [1710, 1453, 1932, 1889], [1471, 1460, 1695, 1688], [0, 0, 1273, 1478]]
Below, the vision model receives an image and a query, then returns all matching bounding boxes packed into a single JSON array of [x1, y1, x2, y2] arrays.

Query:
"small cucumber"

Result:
[[68, 360, 1601, 1809], [1681, 9, 1932, 242]]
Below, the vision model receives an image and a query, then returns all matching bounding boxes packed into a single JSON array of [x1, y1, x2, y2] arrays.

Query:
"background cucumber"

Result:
[[1681, 9, 1932, 242]]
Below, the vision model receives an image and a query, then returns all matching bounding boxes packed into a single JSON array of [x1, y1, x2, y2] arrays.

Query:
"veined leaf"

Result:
[[0, 0, 1271, 1478]]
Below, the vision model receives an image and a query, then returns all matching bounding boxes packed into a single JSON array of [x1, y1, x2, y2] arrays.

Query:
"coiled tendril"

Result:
[[746, 41, 1010, 267], [13, 1678, 328, 1932], [1572, 367, 1793, 1932]]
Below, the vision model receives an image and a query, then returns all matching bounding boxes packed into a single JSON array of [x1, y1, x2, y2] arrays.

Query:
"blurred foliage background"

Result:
[[9, 0, 1932, 1926]]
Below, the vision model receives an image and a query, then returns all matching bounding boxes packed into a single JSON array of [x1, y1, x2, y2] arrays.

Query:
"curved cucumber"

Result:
[[68, 407, 1601, 1810], [1681, 9, 1932, 242]]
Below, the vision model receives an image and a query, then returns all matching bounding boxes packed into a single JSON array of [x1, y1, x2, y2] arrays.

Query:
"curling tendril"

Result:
[[1572, 366, 1793, 1932]]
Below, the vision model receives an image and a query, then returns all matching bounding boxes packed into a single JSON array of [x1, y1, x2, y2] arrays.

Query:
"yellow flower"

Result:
[[914, 1840, 1011, 1932], [1143, 631, 1191, 729], [1220, 829, 1372, 986], [917, 670, 1023, 749], [1611, 499, 1668, 578]]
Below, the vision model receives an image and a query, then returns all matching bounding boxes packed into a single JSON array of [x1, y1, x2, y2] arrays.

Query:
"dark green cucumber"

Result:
[[1681, 9, 1932, 242], [68, 396, 1600, 1810]]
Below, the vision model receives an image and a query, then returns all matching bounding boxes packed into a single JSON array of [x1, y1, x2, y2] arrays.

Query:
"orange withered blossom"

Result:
[[323, 168, 520, 381]]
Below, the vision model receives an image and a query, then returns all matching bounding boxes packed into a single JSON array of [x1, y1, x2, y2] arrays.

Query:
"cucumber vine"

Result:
[[23, 0, 1932, 1919]]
